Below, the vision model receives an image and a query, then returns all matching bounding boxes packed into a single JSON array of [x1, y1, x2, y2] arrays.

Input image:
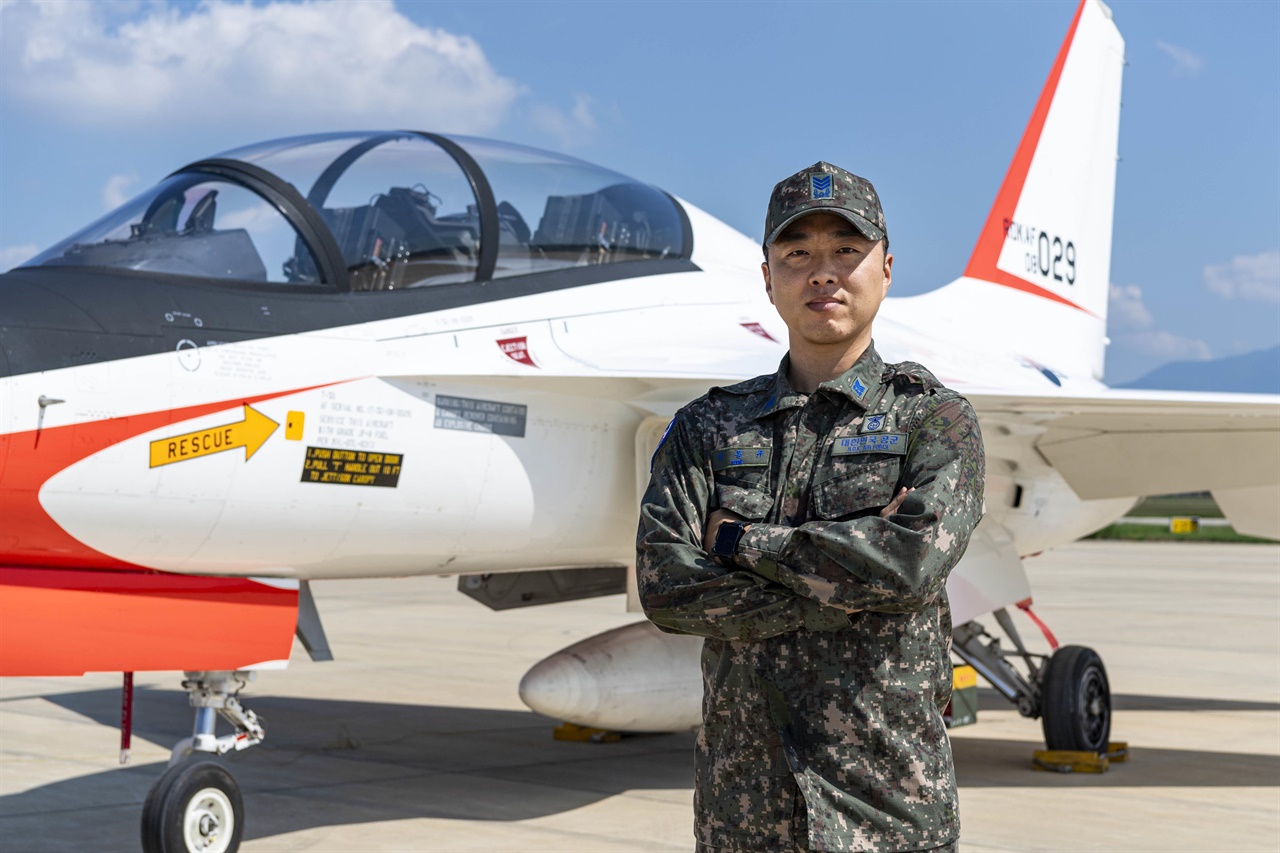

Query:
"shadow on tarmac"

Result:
[[3, 686, 1278, 849], [950, 737, 1280, 788], [976, 687, 1280, 713], [3, 686, 694, 848]]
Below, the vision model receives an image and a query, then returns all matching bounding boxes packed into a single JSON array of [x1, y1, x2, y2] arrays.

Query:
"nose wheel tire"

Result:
[[141, 760, 244, 853], [1040, 644, 1111, 753]]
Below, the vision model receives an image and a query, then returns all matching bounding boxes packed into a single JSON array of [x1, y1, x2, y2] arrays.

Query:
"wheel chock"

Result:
[[1032, 750, 1109, 773], [553, 722, 622, 743], [1032, 742, 1128, 773]]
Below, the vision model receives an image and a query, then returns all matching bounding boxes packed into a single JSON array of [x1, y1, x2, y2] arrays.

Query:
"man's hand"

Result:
[[702, 489, 907, 562], [880, 487, 913, 518], [703, 507, 747, 555]]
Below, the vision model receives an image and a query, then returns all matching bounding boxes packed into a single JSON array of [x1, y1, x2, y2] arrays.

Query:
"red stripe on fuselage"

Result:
[[0, 383, 339, 570], [0, 566, 298, 675], [0, 565, 291, 603], [963, 0, 1091, 314]]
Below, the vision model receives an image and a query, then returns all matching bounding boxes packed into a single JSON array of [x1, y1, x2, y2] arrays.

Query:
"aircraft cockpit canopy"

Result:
[[27, 132, 690, 291]]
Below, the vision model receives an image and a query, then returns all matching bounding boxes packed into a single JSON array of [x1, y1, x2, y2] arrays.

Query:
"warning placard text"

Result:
[[301, 447, 403, 487], [434, 395, 527, 438]]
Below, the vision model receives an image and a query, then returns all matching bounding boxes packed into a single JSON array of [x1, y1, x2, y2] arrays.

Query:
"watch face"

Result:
[[713, 522, 742, 557]]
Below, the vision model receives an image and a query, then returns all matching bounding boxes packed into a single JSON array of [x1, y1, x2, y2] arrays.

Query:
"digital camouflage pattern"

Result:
[[637, 343, 984, 852], [764, 162, 887, 248]]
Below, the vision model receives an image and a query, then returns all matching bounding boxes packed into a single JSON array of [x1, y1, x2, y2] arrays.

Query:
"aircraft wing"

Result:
[[964, 387, 1280, 538]]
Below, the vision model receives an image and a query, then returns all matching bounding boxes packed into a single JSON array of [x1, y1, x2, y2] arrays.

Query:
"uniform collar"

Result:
[[750, 343, 887, 419], [822, 343, 886, 407], [749, 356, 807, 420]]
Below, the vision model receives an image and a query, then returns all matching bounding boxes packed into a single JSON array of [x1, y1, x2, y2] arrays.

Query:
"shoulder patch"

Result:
[[650, 418, 675, 464]]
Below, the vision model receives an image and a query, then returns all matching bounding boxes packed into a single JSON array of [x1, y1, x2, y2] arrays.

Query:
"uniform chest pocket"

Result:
[[713, 467, 775, 521], [812, 457, 901, 520]]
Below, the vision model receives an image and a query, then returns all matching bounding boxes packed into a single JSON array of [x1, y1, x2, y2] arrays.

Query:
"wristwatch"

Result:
[[711, 520, 751, 560]]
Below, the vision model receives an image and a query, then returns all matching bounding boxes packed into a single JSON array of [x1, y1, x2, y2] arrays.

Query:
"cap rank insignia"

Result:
[[810, 174, 833, 199]]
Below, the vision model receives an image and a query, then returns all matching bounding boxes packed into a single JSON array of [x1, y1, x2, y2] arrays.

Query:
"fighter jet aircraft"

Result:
[[1, 1, 1276, 850]]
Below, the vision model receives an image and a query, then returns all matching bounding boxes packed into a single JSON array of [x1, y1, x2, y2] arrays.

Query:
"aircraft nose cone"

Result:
[[518, 652, 601, 723]]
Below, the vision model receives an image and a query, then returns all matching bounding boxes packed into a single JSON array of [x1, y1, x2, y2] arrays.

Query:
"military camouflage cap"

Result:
[[764, 161, 886, 248]]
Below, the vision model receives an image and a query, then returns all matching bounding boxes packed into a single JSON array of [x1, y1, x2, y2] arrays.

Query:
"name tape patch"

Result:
[[711, 446, 772, 471], [831, 434, 907, 456]]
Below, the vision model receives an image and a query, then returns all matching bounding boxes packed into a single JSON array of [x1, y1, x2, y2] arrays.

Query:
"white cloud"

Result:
[[1155, 40, 1204, 77], [1122, 330, 1212, 361], [1204, 250, 1280, 303], [219, 200, 287, 233], [101, 171, 138, 210], [1108, 283, 1153, 330], [1108, 283, 1211, 361], [0, 243, 38, 271], [530, 94, 599, 149], [0, 0, 521, 133]]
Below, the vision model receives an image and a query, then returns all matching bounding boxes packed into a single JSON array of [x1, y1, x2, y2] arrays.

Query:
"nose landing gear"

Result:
[[141, 760, 243, 853], [142, 671, 263, 853]]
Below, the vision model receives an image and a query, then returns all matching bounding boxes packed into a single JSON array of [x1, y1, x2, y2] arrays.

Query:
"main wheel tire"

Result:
[[141, 759, 244, 853], [1040, 645, 1111, 753]]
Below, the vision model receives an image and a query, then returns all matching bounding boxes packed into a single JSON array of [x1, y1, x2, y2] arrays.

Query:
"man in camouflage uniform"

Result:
[[636, 162, 984, 852]]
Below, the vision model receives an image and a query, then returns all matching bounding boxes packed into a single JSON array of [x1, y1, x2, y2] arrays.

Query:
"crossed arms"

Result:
[[635, 396, 984, 641]]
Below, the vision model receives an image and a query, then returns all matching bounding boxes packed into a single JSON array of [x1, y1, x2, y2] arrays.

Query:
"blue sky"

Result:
[[1, 0, 1276, 384]]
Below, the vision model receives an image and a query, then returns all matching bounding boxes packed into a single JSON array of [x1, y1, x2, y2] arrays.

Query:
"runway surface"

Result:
[[2, 541, 1278, 851]]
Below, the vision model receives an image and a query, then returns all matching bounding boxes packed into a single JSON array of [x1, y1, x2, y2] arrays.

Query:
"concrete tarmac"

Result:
[[1, 541, 1278, 852]]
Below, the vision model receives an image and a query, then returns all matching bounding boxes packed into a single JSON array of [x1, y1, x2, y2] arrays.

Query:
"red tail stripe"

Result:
[[963, 0, 1093, 316]]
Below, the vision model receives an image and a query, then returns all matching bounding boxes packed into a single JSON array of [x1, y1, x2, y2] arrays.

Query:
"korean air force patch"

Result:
[[862, 414, 887, 433], [832, 434, 906, 456]]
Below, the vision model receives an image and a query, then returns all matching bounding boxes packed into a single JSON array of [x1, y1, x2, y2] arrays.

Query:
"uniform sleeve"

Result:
[[732, 394, 984, 614], [636, 412, 849, 640]]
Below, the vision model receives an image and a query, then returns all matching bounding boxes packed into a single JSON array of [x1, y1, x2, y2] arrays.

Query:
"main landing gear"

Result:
[[141, 671, 264, 853], [1040, 645, 1111, 752], [952, 607, 1111, 753]]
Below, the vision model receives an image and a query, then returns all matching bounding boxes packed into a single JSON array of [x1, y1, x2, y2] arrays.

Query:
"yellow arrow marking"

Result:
[[149, 404, 279, 468]]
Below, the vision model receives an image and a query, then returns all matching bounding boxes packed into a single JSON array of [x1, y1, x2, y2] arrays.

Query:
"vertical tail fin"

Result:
[[906, 0, 1124, 381]]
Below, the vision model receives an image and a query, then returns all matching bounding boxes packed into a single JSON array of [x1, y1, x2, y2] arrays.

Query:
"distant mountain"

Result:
[[1118, 346, 1280, 394]]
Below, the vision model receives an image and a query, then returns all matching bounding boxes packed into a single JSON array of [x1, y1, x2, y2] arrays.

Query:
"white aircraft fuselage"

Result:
[[0, 0, 1275, 752]]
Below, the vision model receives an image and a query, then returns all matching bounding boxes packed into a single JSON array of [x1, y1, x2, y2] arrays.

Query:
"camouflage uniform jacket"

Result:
[[636, 343, 984, 852]]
